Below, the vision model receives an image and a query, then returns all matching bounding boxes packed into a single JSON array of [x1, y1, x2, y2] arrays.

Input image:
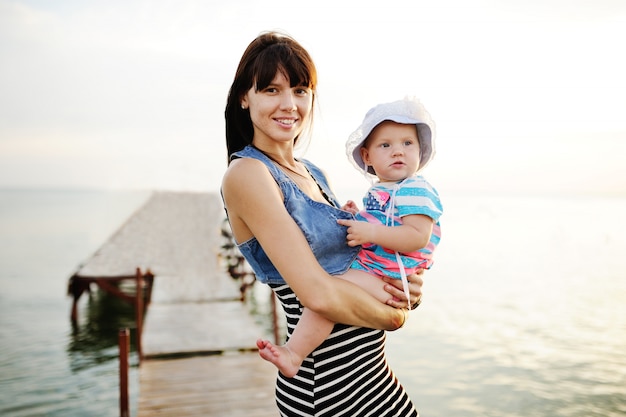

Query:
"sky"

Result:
[[1, 0, 625, 200]]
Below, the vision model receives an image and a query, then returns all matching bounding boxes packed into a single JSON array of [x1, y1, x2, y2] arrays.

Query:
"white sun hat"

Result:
[[346, 97, 436, 176]]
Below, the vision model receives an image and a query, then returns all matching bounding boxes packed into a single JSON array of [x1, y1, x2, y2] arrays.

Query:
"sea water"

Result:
[[0, 189, 625, 417], [0, 189, 150, 417], [386, 193, 626, 417]]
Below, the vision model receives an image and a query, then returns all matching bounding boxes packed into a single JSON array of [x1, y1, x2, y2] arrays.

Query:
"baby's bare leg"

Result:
[[339, 269, 390, 303], [257, 307, 334, 378], [258, 270, 388, 377]]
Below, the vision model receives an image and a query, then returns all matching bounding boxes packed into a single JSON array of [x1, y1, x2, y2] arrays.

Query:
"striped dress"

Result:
[[271, 284, 419, 417]]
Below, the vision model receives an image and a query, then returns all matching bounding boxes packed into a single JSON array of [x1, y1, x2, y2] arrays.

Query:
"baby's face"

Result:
[[360, 121, 421, 182]]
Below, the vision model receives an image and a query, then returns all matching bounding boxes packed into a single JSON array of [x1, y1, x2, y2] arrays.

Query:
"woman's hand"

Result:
[[383, 269, 424, 310]]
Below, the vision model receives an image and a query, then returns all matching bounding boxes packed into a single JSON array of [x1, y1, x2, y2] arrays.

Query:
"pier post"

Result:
[[271, 291, 280, 345], [119, 328, 130, 417], [135, 267, 144, 364]]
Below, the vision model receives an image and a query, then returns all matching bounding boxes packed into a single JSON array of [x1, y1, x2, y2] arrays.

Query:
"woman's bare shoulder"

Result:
[[223, 157, 265, 181], [223, 158, 273, 192], [222, 157, 282, 206]]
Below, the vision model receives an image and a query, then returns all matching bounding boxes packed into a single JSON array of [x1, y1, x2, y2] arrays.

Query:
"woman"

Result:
[[221, 31, 423, 417]]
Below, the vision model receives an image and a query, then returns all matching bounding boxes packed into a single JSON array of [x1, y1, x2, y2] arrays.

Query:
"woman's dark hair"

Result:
[[225, 31, 318, 161]]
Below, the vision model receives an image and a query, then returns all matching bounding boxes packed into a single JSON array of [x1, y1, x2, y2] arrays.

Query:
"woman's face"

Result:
[[241, 71, 312, 147]]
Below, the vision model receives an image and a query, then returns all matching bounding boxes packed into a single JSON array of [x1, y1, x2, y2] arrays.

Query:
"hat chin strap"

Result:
[[385, 180, 412, 310]]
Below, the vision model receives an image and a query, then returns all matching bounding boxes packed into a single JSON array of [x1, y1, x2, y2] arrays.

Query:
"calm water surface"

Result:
[[1, 189, 625, 416], [387, 193, 626, 417], [0, 189, 150, 417]]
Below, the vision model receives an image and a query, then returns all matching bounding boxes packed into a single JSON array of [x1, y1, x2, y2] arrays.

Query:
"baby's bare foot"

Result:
[[256, 338, 301, 378]]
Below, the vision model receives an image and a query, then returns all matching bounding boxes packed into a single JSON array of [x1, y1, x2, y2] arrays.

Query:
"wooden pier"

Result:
[[68, 191, 279, 416], [138, 353, 277, 416], [137, 297, 278, 417]]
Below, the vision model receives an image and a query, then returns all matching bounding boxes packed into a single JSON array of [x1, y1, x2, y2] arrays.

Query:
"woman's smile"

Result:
[[275, 117, 297, 127]]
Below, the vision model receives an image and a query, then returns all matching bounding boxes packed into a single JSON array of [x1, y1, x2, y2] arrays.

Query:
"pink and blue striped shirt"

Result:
[[351, 174, 443, 280]]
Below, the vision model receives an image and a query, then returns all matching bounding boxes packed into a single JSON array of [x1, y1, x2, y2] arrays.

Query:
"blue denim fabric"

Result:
[[228, 145, 360, 285]]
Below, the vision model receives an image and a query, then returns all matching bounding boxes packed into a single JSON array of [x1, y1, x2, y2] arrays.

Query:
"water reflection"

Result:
[[67, 291, 140, 373]]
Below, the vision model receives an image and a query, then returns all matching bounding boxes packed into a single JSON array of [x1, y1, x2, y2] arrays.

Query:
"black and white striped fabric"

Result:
[[270, 284, 419, 417]]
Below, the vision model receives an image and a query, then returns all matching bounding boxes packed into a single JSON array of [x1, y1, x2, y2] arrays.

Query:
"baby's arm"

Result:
[[337, 214, 433, 253]]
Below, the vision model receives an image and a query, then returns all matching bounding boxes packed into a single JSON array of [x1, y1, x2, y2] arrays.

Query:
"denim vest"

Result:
[[227, 145, 360, 285]]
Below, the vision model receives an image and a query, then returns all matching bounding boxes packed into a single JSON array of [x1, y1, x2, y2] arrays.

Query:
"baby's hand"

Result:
[[337, 218, 375, 247], [341, 200, 360, 215]]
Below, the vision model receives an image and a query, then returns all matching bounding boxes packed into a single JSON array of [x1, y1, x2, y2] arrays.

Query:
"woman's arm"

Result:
[[222, 158, 406, 330]]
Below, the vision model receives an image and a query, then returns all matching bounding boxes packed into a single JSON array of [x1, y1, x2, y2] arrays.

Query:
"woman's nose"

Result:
[[280, 92, 297, 111]]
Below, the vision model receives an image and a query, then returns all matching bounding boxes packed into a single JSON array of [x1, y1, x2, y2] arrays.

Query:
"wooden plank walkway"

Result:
[[73, 191, 242, 303], [70, 191, 279, 416], [142, 301, 268, 358], [137, 353, 277, 417]]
